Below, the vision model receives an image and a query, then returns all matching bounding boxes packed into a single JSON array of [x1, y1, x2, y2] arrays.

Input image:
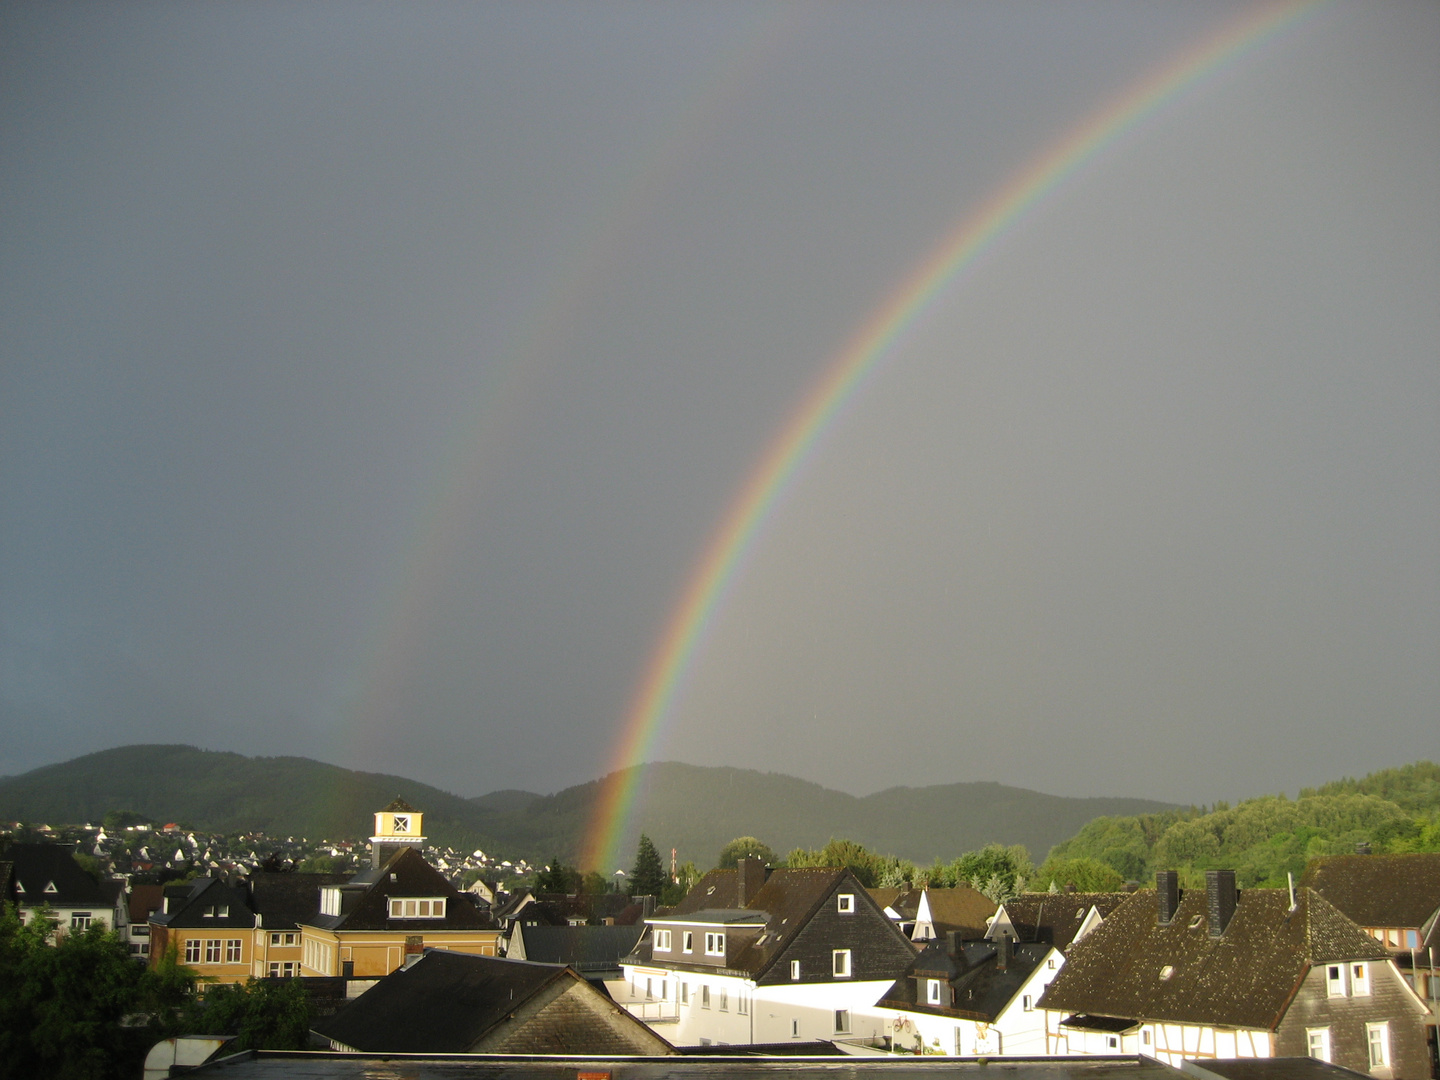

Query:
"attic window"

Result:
[[44, 882, 57, 894], [838, 894, 855, 913], [1159, 965, 1175, 980], [1188, 915, 1203, 930]]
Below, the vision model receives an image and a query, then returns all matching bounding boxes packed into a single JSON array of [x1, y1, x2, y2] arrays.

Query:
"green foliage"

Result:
[[189, 978, 311, 1050], [1033, 856, 1125, 893], [535, 856, 583, 894], [0, 904, 197, 1080], [717, 836, 778, 869], [102, 810, 149, 831], [1044, 762, 1440, 888], [296, 855, 344, 874], [580, 870, 609, 896], [629, 834, 668, 898], [951, 844, 1033, 897]]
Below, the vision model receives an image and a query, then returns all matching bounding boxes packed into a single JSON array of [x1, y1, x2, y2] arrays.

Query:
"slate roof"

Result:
[[869, 887, 905, 914], [877, 938, 1049, 1022], [312, 950, 674, 1055], [510, 923, 644, 973], [632, 866, 915, 981], [1298, 854, 1440, 931], [303, 846, 497, 933], [1037, 887, 1388, 1031], [381, 797, 417, 813], [151, 877, 258, 929], [996, 893, 1130, 950], [249, 872, 350, 929], [2, 842, 115, 908]]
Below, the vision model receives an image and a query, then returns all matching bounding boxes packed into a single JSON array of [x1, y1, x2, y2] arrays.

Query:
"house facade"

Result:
[[1, 842, 127, 941], [1038, 870, 1431, 1078], [620, 859, 918, 1046]]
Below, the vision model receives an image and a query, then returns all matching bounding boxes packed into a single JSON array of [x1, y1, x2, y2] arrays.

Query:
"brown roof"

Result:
[[918, 886, 997, 937], [1037, 887, 1388, 1030], [997, 892, 1129, 950], [1299, 854, 1440, 931], [868, 887, 904, 913], [128, 883, 165, 923]]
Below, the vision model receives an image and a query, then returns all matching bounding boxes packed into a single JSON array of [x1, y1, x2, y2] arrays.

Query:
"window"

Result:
[[928, 979, 942, 1005], [683, 931, 693, 953], [392, 814, 410, 833], [705, 931, 725, 956], [837, 894, 854, 913], [205, 940, 222, 963], [700, 985, 711, 1009], [320, 889, 341, 917], [790, 960, 800, 980], [389, 898, 445, 918], [1367, 1023, 1389, 1068], [70, 912, 93, 932], [1351, 962, 1370, 996], [1404, 929, 1419, 949], [271, 933, 282, 946], [654, 929, 671, 951], [226, 939, 242, 963], [718, 989, 728, 1012], [1307, 1028, 1331, 1063], [268, 961, 297, 977], [1022, 994, 1033, 1012], [1142, 1029, 1151, 1046], [184, 939, 202, 964], [285, 932, 296, 945], [738, 989, 748, 1015], [792, 1019, 800, 1038], [1326, 964, 1346, 997], [1107, 1037, 1118, 1050], [834, 1010, 850, 1034], [1047, 958, 1057, 970], [1385, 929, 1399, 947], [645, 977, 653, 999], [832, 949, 851, 978], [680, 982, 688, 1004]]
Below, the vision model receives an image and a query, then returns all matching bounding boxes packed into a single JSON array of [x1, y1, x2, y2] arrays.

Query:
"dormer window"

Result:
[[927, 978, 942, 1004], [704, 931, 725, 956], [838, 894, 854, 913], [1351, 962, 1370, 996], [1326, 964, 1347, 997], [389, 897, 446, 919], [683, 931, 693, 953], [1159, 965, 1175, 980], [43, 881, 57, 894], [654, 929, 672, 951]]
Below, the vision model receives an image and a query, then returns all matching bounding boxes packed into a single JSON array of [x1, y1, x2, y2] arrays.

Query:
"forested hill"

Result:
[[1045, 761, 1440, 889], [0, 746, 1173, 868]]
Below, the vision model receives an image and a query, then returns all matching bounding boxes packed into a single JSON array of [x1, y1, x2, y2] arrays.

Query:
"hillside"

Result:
[[0, 746, 1174, 869], [1046, 760, 1440, 888]]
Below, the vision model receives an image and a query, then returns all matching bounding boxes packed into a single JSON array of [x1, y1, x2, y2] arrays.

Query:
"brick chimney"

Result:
[[994, 934, 1010, 972], [1156, 870, 1179, 925], [1205, 870, 1237, 937], [736, 856, 766, 907]]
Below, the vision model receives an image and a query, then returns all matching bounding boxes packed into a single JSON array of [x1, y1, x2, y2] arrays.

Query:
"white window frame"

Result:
[[70, 912, 93, 932], [837, 893, 855, 913], [928, 978, 942, 1004], [833, 949, 851, 978], [705, 931, 725, 956], [389, 897, 446, 919], [184, 939, 202, 964], [737, 988, 748, 1015], [680, 982, 688, 1004], [1351, 961, 1370, 996], [205, 939, 222, 964], [701, 984, 711, 1009], [790, 959, 800, 980], [225, 939, 242, 963], [834, 1009, 850, 1034], [270, 932, 283, 946], [718, 988, 728, 1012], [654, 929, 672, 951], [1307, 1028, 1331, 1063], [1325, 963, 1347, 997], [1022, 993, 1033, 1011], [1366, 1022, 1389, 1068], [683, 931, 693, 953]]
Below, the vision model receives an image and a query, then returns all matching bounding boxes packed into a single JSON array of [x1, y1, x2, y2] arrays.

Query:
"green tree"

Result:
[[189, 977, 312, 1050], [629, 834, 668, 898], [951, 844, 1033, 897], [535, 857, 582, 894], [718, 837, 777, 869], [581, 870, 610, 896], [1033, 856, 1125, 893]]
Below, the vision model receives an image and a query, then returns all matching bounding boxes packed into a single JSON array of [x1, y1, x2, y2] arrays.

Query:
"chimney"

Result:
[[994, 934, 1010, 971], [1063, 882, 1076, 894], [1156, 870, 1179, 925], [736, 856, 765, 907], [947, 930, 962, 960], [1205, 870, 1237, 937]]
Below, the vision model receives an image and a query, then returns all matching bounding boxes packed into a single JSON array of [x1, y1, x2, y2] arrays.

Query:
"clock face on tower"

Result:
[[392, 815, 410, 834]]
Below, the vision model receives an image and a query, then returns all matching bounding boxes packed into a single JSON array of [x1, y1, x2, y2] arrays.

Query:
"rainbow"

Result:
[[579, 0, 1326, 872]]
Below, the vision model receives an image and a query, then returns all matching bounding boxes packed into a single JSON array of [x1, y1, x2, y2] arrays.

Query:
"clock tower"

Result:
[[370, 797, 426, 868]]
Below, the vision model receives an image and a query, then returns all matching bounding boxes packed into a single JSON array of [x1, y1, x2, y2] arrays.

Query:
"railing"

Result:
[[620, 999, 680, 1023]]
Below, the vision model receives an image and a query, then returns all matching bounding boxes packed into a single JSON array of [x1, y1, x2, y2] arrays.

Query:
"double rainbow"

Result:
[[579, 0, 1323, 872]]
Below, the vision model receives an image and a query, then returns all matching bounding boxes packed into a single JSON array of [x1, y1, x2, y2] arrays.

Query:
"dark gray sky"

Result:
[[2, 1, 1436, 806]]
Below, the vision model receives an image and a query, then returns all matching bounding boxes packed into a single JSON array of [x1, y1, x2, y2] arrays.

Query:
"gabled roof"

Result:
[[994, 893, 1129, 951], [1037, 887, 1392, 1031], [877, 939, 1049, 1022], [510, 923, 644, 972], [249, 872, 350, 930], [2, 842, 113, 908], [1299, 854, 1440, 931], [150, 877, 257, 929], [868, 887, 905, 914], [312, 950, 674, 1055], [303, 846, 497, 933], [129, 883, 165, 924], [916, 886, 997, 938], [634, 866, 915, 981]]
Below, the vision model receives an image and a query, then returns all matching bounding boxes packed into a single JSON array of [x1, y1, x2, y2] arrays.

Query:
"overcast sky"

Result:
[[2, 1, 1436, 806]]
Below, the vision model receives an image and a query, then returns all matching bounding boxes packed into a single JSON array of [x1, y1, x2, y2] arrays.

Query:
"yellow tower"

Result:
[[370, 797, 426, 868]]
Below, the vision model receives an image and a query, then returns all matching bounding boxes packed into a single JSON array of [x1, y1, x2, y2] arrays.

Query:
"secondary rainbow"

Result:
[[579, 0, 1325, 872]]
